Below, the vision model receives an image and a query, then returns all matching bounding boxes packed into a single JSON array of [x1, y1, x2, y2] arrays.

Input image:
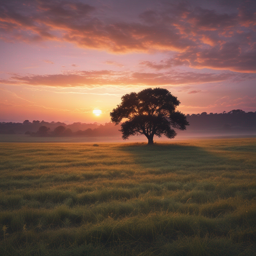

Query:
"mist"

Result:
[[0, 109, 255, 142]]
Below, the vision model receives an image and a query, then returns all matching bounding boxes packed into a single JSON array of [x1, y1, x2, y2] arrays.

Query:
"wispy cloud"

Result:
[[181, 95, 256, 111], [0, 70, 237, 88], [0, 87, 73, 112], [104, 61, 124, 68], [214, 96, 256, 109], [188, 90, 202, 94], [44, 60, 54, 64]]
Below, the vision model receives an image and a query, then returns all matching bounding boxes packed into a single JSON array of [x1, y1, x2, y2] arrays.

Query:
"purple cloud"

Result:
[[0, 0, 255, 72]]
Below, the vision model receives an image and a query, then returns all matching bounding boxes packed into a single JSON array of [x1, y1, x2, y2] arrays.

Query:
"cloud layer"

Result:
[[0, 70, 242, 87], [0, 0, 255, 72]]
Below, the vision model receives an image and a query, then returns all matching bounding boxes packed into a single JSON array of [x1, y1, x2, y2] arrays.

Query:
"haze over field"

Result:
[[0, 0, 256, 124], [0, 109, 256, 143]]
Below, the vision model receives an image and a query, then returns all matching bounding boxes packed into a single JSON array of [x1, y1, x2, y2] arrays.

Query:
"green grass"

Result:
[[0, 138, 256, 255]]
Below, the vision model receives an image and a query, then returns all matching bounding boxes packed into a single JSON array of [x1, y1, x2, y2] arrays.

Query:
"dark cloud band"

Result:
[[0, 0, 255, 72]]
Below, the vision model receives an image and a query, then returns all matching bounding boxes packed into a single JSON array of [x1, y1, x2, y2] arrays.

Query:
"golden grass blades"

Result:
[[0, 138, 256, 255]]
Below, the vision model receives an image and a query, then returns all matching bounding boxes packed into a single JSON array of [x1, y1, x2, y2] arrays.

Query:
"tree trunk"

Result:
[[148, 135, 154, 145]]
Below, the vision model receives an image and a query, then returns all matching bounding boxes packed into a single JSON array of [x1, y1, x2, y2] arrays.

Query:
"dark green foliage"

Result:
[[110, 88, 189, 144], [36, 126, 50, 136]]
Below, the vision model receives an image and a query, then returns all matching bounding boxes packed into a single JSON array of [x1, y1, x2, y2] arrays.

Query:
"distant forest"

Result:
[[0, 109, 255, 137]]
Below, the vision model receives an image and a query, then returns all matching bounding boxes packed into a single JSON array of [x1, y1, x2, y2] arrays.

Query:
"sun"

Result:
[[93, 109, 102, 116]]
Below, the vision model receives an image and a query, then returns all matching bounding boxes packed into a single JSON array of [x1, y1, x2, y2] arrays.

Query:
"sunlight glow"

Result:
[[93, 109, 102, 116]]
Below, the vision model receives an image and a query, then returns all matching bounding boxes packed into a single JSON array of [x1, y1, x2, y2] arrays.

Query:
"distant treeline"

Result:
[[0, 109, 255, 137], [0, 120, 121, 137], [185, 109, 256, 134], [0, 120, 99, 135], [27, 123, 121, 137]]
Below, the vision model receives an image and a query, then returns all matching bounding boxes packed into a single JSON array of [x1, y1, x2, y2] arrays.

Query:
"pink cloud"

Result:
[[215, 95, 256, 108], [188, 90, 202, 94], [105, 61, 124, 68], [172, 43, 256, 73], [44, 60, 54, 64], [180, 96, 256, 113], [141, 43, 256, 73], [0, 70, 236, 88], [140, 60, 171, 70], [0, 1, 255, 73]]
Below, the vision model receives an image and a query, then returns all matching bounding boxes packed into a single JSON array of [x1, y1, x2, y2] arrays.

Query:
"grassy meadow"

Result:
[[0, 138, 256, 256]]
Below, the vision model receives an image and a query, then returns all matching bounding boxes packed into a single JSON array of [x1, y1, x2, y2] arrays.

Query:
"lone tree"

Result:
[[110, 88, 189, 144]]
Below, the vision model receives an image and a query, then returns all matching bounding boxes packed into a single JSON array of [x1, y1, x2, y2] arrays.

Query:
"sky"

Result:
[[0, 0, 255, 123]]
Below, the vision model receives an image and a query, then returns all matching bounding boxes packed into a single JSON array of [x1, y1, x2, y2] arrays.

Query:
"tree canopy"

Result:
[[110, 88, 189, 144]]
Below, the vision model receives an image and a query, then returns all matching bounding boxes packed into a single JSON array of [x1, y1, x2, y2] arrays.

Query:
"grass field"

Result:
[[0, 138, 256, 256]]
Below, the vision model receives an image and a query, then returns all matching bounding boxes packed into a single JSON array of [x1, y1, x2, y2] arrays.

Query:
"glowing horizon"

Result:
[[0, 0, 255, 123]]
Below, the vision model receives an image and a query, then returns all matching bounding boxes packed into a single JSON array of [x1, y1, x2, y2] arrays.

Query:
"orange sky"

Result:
[[0, 0, 255, 123]]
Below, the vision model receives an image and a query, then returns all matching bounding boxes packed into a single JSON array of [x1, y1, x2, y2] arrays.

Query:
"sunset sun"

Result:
[[93, 109, 102, 116]]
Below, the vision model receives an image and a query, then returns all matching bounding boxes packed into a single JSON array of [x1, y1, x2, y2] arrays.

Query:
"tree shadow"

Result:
[[116, 142, 251, 171]]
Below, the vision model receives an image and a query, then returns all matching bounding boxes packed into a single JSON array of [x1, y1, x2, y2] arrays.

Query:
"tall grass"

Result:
[[0, 138, 256, 255]]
